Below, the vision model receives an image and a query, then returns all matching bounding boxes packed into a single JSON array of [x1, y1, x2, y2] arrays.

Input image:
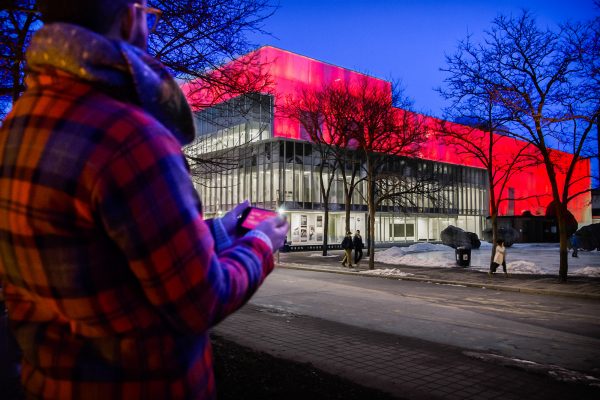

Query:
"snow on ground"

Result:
[[360, 268, 415, 278], [373, 243, 600, 277]]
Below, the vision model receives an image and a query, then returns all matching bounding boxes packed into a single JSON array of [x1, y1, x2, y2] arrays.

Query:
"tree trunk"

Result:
[[543, 152, 569, 282], [367, 170, 376, 270], [368, 201, 376, 270], [323, 203, 329, 256], [344, 191, 352, 234], [365, 211, 370, 257], [556, 205, 569, 282], [488, 115, 496, 270], [489, 211, 498, 270], [319, 164, 332, 256]]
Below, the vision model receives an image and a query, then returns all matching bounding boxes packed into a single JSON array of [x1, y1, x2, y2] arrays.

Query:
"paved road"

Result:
[[249, 268, 600, 375]]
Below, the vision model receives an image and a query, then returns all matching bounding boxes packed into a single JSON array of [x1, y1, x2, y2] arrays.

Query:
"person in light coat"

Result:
[[489, 239, 508, 276]]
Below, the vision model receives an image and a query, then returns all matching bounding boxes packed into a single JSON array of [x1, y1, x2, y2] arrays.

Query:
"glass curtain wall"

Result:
[[193, 139, 488, 243], [185, 92, 489, 245]]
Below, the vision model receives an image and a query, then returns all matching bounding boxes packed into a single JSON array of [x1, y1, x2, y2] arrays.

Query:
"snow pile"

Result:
[[374, 243, 600, 277], [402, 243, 449, 253], [571, 266, 600, 277], [375, 243, 455, 268], [359, 268, 414, 278], [505, 261, 545, 275]]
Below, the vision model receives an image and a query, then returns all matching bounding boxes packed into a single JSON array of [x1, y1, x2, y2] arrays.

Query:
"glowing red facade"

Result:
[[182, 46, 591, 223]]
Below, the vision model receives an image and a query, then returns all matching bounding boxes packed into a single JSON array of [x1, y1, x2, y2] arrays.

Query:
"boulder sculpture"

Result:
[[573, 223, 600, 251], [440, 225, 481, 249]]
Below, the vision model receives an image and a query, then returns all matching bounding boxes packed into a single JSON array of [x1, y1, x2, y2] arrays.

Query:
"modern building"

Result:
[[182, 46, 592, 248]]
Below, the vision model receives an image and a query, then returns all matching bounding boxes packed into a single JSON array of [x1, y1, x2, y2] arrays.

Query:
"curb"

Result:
[[278, 263, 600, 301]]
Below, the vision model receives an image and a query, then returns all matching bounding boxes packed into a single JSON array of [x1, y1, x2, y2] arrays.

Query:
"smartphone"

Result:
[[238, 207, 278, 232]]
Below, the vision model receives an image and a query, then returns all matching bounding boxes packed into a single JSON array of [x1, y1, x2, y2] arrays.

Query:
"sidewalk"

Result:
[[211, 250, 600, 399], [213, 304, 600, 400], [276, 250, 600, 300]]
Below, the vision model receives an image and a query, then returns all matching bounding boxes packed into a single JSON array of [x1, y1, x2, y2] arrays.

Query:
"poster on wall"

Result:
[[316, 215, 323, 241], [308, 225, 315, 241], [307, 214, 316, 242], [300, 228, 307, 242], [291, 214, 301, 243], [300, 214, 308, 242]]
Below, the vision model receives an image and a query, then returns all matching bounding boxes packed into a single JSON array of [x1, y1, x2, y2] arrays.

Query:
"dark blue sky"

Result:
[[251, 0, 598, 184], [252, 0, 594, 117]]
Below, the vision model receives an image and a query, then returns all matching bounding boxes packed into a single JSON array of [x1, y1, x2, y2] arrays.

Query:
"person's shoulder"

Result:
[[77, 89, 180, 154], [66, 88, 184, 176], [60, 74, 173, 140], [89, 92, 170, 135]]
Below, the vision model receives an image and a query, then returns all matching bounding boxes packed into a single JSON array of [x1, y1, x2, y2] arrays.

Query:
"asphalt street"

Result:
[[248, 267, 600, 376]]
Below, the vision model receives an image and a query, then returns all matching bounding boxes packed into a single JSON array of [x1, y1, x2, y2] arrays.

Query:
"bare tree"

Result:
[[283, 87, 340, 255], [349, 77, 432, 269], [147, 1, 276, 179], [149, 0, 274, 96], [0, 0, 40, 120], [445, 10, 599, 281], [372, 158, 447, 218], [318, 82, 365, 237], [147, 0, 275, 125], [0, 1, 274, 171], [578, 1, 600, 188], [286, 77, 451, 265], [438, 45, 538, 268]]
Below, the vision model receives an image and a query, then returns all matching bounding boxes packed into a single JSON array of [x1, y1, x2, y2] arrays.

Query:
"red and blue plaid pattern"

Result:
[[0, 70, 273, 399]]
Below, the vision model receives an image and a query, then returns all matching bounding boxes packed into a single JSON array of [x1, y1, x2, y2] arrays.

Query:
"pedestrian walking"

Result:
[[353, 230, 364, 265], [341, 231, 354, 267], [570, 233, 580, 258], [0, 1, 288, 398], [489, 239, 508, 276]]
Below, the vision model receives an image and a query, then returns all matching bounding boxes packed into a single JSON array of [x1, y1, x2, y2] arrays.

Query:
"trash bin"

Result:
[[455, 247, 471, 267]]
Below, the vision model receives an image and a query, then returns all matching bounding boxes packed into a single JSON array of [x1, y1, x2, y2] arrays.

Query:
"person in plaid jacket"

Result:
[[0, 1, 288, 398]]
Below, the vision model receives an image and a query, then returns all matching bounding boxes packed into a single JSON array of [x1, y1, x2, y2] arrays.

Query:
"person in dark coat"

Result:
[[353, 230, 364, 265], [570, 234, 580, 257], [341, 231, 354, 267]]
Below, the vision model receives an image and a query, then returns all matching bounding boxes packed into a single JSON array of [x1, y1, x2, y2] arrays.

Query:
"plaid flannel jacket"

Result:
[[0, 70, 274, 399]]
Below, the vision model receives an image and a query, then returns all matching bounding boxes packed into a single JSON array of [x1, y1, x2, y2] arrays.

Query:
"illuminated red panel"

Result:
[[182, 46, 390, 140], [418, 117, 591, 222], [182, 46, 591, 223]]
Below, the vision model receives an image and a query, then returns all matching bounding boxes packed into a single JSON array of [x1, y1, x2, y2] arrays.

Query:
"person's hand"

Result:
[[220, 200, 250, 237], [254, 215, 289, 252]]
